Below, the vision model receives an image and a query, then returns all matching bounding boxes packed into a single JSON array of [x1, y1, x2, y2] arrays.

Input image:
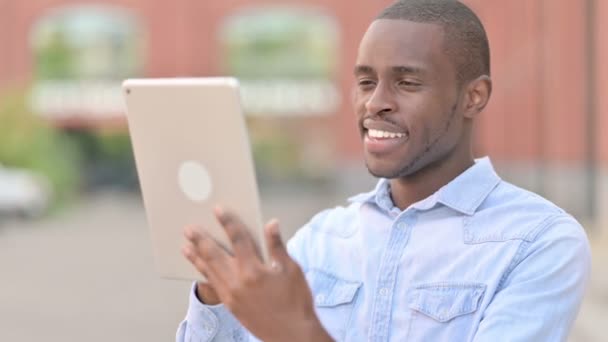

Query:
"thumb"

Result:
[[264, 219, 290, 266]]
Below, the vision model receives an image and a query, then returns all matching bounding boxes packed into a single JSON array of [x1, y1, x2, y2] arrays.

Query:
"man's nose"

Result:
[[365, 84, 396, 116]]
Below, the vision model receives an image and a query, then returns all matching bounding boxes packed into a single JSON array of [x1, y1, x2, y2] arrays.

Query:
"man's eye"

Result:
[[398, 80, 421, 87], [358, 80, 376, 89]]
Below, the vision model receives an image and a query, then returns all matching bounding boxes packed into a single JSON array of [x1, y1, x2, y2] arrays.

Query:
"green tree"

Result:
[[0, 89, 82, 206]]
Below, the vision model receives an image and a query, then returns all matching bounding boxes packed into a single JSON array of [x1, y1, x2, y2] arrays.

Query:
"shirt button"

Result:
[[379, 288, 390, 296], [315, 294, 325, 303]]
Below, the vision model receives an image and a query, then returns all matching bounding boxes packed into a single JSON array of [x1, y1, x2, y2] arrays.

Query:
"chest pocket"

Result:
[[407, 283, 486, 341], [305, 269, 361, 341]]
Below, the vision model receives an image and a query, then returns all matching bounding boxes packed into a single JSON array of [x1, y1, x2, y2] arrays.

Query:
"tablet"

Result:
[[122, 77, 266, 280]]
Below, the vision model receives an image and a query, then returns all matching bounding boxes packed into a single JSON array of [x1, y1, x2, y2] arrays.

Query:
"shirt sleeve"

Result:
[[175, 282, 254, 342], [472, 215, 591, 342], [176, 210, 329, 342], [287, 209, 332, 269]]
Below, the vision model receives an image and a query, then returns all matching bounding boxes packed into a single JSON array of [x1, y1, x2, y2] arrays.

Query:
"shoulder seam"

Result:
[[496, 213, 569, 290]]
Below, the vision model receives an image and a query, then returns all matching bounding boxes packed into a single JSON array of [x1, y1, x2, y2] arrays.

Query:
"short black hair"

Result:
[[377, 0, 490, 84]]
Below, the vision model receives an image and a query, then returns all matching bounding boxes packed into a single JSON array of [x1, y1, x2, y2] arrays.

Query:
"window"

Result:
[[220, 7, 340, 116], [30, 4, 145, 121]]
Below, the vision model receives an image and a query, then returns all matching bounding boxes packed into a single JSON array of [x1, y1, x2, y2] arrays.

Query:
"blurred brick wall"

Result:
[[597, 0, 608, 166], [468, 0, 598, 166], [0, 0, 605, 167]]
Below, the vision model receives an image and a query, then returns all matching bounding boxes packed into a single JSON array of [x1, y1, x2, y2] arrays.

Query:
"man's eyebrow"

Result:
[[354, 65, 426, 76], [353, 65, 375, 75], [391, 66, 425, 75]]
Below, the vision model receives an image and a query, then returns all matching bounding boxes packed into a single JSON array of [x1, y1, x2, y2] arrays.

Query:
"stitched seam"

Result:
[[495, 214, 564, 291], [521, 213, 564, 241], [413, 282, 486, 290], [497, 238, 528, 292], [367, 218, 411, 340], [464, 211, 564, 244], [306, 268, 361, 284], [342, 283, 363, 341], [409, 284, 486, 322], [467, 178, 501, 214]]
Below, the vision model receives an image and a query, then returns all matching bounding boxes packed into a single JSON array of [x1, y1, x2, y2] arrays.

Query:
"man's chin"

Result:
[[364, 155, 421, 179], [365, 161, 404, 179]]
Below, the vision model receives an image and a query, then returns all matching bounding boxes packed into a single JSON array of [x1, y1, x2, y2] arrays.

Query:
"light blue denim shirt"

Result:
[[176, 157, 591, 342]]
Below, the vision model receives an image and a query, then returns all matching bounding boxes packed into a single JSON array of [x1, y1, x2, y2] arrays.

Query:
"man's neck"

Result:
[[389, 155, 474, 210]]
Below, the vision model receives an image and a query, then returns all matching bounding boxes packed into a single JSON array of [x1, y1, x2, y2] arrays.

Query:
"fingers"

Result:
[[183, 225, 233, 286], [264, 219, 291, 271], [183, 244, 217, 281], [214, 206, 262, 263]]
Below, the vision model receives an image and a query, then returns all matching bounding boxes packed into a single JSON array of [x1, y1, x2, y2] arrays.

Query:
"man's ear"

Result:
[[463, 75, 492, 119]]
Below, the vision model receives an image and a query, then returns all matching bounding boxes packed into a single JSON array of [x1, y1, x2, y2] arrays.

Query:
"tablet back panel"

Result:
[[123, 78, 265, 280]]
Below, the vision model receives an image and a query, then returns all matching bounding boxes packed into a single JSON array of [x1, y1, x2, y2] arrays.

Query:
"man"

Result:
[[177, 0, 591, 341]]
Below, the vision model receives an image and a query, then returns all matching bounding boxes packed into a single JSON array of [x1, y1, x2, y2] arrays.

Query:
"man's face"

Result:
[[354, 19, 468, 179]]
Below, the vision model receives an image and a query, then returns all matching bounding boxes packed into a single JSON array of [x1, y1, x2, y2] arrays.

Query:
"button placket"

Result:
[[368, 214, 416, 340]]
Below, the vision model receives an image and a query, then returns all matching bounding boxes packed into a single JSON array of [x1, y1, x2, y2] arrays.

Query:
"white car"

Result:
[[0, 164, 51, 218]]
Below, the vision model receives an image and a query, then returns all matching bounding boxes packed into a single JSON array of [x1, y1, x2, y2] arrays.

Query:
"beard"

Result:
[[365, 104, 459, 179]]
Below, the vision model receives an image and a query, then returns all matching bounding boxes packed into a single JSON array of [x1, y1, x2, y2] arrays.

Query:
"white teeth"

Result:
[[368, 129, 406, 139]]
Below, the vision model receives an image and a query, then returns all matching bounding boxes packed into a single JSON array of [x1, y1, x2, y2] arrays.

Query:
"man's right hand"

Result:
[[195, 282, 221, 305], [182, 208, 333, 342]]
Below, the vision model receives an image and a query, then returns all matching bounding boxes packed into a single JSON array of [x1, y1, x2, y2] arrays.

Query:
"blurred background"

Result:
[[0, 0, 605, 341]]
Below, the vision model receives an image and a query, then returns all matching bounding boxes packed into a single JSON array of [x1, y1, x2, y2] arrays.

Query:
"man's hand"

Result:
[[182, 207, 333, 342], [195, 282, 221, 305]]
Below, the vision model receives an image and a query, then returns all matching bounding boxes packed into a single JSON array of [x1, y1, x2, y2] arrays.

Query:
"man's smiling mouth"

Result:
[[364, 127, 410, 154], [367, 129, 408, 139]]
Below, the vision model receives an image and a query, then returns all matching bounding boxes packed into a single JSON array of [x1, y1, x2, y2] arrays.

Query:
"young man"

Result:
[[177, 1, 591, 341]]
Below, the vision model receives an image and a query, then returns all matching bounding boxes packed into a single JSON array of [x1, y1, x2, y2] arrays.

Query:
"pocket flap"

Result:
[[409, 283, 486, 323], [306, 269, 362, 307]]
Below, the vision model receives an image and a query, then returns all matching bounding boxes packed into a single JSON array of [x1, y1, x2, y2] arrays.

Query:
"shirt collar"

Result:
[[347, 178, 388, 207], [348, 157, 501, 215]]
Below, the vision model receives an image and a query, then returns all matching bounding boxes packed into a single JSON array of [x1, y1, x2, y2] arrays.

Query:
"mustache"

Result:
[[359, 115, 401, 127]]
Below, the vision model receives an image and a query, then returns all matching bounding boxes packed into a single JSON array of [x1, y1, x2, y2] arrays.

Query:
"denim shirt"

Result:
[[176, 157, 591, 342]]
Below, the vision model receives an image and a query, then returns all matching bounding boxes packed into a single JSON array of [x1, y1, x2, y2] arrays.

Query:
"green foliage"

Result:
[[34, 30, 75, 80], [0, 89, 82, 204], [58, 130, 137, 190], [223, 11, 337, 79], [252, 133, 300, 180], [89, 131, 138, 189], [95, 131, 134, 160]]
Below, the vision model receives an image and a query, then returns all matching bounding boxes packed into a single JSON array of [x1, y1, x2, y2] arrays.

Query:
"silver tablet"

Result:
[[122, 78, 266, 280]]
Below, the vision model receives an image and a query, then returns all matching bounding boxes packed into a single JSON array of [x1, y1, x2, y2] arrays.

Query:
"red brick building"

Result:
[[1, 0, 606, 221]]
